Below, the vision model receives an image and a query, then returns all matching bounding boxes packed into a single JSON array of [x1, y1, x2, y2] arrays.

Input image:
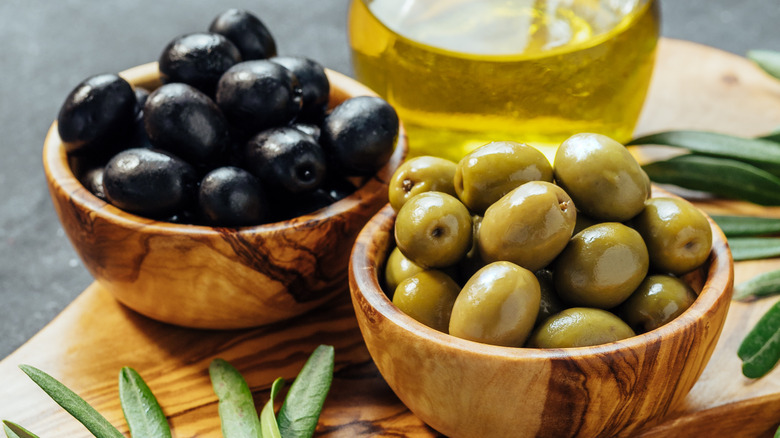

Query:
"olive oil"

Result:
[[348, 0, 660, 162]]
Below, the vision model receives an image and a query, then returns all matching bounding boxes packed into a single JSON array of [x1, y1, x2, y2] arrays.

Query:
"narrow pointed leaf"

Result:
[[738, 300, 780, 378], [19, 365, 123, 438], [748, 49, 780, 80], [278, 345, 335, 438], [734, 269, 780, 301], [710, 215, 780, 237], [775, 424, 780, 438], [629, 130, 780, 174], [2, 421, 39, 438], [642, 155, 780, 205], [759, 129, 780, 144], [118, 367, 171, 438], [730, 237, 780, 261], [209, 359, 262, 438], [260, 378, 285, 438]]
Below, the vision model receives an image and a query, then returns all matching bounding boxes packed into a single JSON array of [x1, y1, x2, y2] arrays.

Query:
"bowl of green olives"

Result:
[[349, 136, 733, 438], [43, 58, 407, 329]]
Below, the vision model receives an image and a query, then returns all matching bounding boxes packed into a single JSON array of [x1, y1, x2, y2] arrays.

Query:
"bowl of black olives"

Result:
[[349, 137, 733, 438], [43, 9, 407, 329]]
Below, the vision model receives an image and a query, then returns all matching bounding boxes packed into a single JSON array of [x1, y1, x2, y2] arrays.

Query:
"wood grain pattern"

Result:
[[42, 64, 408, 329], [1, 38, 780, 437]]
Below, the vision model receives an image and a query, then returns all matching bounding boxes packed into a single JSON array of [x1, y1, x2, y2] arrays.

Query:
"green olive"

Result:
[[454, 141, 553, 214], [457, 214, 488, 285], [534, 269, 565, 325], [553, 133, 648, 221], [554, 223, 649, 309], [393, 270, 460, 332], [617, 274, 697, 333], [632, 197, 713, 275], [385, 247, 425, 292], [527, 308, 636, 348], [479, 181, 576, 271], [388, 156, 458, 212], [449, 261, 540, 347], [395, 191, 472, 268]]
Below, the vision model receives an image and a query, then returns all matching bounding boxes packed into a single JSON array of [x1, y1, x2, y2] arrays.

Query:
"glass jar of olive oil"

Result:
[[348, 0, 660, 162]]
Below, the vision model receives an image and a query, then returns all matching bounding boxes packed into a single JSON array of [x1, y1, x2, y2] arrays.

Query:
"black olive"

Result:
[[244, 127, 327, 194], [158, 32, 241, 95], [57, 73, 136, 153], [320, 96, 398, 176], [209, 9, 277, 60], [103, 148, 197, 218], [216, 60, 303, 134], [133, 87, 150, 115], [80, 167, 107, 201], [270, 56, 329, 122], [290, 122, 321, 142], [144, 83, 230, 165], [322, 177, 357, 201], [198, 166, 269, 227]]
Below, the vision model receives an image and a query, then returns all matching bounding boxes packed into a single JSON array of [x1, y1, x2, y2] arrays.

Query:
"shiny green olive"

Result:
[[388, 156, 458, 212], [449, 261, 540, 347], [479, 181, 576, 271], [534, 269, 565, 325], [554, 223, 649, 309], [393, 270, 460, 332], [395, 191, 472, 268], [457, 215, 488, 285], [454, 141, 553, 214], [632, 197, 713, 275], [527, 308, 636, 348], [385, 247, 425, 292], [617, 274, 697, 333], [553, 133, 648, 221]]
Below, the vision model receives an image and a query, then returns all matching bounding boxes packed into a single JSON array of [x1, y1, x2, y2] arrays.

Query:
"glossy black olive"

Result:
[[158, 32, 241, 95], [216, 60, 302, 134], [270, 56, 329, 122], [80, 167, 107, 201], [57, 74, 136, 153], [244, 127, 327, 194], [321, 96, 398, 176], [144, 83, 230, 165], [209, 9, 277, 60], [103, 148, 197, 218], [198, 166, 269, 227], [290, 123, 321, 142]]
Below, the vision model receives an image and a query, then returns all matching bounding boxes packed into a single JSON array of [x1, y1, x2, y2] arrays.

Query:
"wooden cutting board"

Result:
[[3, 38, 780, 437]]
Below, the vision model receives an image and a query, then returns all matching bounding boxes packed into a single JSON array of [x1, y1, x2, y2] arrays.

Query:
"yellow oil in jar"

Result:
[[348, 0, 660, 162]]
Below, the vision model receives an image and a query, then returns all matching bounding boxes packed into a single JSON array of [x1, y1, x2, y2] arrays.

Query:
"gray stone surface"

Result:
[[0, 0, 778, 359]]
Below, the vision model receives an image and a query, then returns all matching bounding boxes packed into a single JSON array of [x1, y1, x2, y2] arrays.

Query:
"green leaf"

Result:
[[19, 365, 123, 438], [260, 378, 285, 438], [629, 130, 780, 174], [2, 421, 39, 438], [734, 269, 780, 301], [209, 359, 262, 438], [748, 49, 780, 80], [118, 367, 171, 438], [775, 423, 780, 438], [738, 300, 780, 378], [730, 237, 780, 261], [710, 215, 780, 237], [278, 345, 335, 438], [642, 155, 780, 206], [759, 129, 780, 144]]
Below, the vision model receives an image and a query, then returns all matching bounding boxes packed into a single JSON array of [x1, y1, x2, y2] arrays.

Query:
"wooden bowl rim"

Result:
[[350, 191, 734, 361], [43, 61, 408, 236]]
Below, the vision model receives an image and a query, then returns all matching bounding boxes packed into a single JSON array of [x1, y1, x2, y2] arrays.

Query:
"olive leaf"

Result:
[[729, 237, 780, 261], [629, 130, 780, 175], [747, 49, 780, 80], [710, 215, 780, 237], [2, 421, 39, 438], [210, 359, 263, 438], [760, 130, 780, 144], [738, 300, 780, 378], [278, 345, 335, 438], [118, 367, 171, 438], [261, 378, 285, 438], [19, 365, 123, 438], [642, 155, 780, 206], [734, 269, 780, 301]]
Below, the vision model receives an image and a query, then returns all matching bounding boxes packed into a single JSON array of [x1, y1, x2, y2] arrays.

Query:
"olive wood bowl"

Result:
[[349, 189, 733, 438], [43, 62, 407, 329]]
